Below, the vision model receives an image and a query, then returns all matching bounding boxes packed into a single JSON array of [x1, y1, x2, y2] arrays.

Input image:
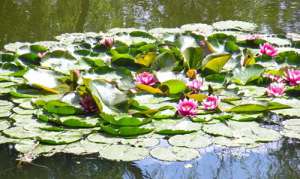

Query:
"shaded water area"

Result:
[[0, 0, 300, 179]]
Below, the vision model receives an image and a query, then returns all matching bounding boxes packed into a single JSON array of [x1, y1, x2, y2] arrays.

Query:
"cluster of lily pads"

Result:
[[0, 20, 299, 162]]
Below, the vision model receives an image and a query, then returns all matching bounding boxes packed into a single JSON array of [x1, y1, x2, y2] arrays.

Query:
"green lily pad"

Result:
[[85, 79, 128, 114], [160, 79, 186, 94], [87, 133, 123, 144], [23, 69, 62, 93], [150, 146, 199, 162], [151, 52, 177, 71], [213, 21, 257, 31], [59, 116, 99, 128], [37, 131, 83, 145], [63, 140, 108, 155], [19, 101, 35, 109], [12, 107, 36, 115], [213, 136, 258, 148], [100, 113, 151, 127], [272, 108, 300, 117], [100, 123, 153, 136], [202, 123, 234, 137], [3, 127, 39, 139], [229, 104, 268, 114], [101, 145, 149, 161], [168, 132, 212, 148], [0, 121, 11, 131], [154, 120, 202, 135], [202, 53, 232, 74], [232, 64, 264, 85]]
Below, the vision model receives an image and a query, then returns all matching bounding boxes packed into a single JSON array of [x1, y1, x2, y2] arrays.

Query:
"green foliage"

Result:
[[0, 22, 299, 162]]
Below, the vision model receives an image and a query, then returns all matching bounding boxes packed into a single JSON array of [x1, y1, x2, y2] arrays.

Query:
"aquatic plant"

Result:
[[177, 98, 198, 116], [0, 20, 299, 162], [260, 43, 278, 57], [202, 95, 220, 110], [266, 82, 285, 97]]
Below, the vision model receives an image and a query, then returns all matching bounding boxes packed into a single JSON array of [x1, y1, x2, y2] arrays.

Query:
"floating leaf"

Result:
[[43, 100, 81, 115], [59, 116, 99, 128], [229, 104, 267, 114], [37, 131, 83, 145], [168, 133, 212, 148], [213, 21, 257, 31], [154, 120, 202, 135], [85, 79, 128, 114], [183, 47, 204, 69], [23, 69, 62, 93], [232, 64, 264, 85], [136, 84, 163, 94], [151, 52, 177, 71], [100, 113, 151, 127], [160, 80, 186, 94], [100, 123, 153, 136], [101, 144, 149, 161], [135, 52, 156, 67], [202, 53, 231, 74], [150, 147, 199, 162]]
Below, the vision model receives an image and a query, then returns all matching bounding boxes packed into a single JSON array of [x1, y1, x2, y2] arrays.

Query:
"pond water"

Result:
[[0, 0, 300, 179], [0, 139, 299, 179], [1, 0, 300, 48]]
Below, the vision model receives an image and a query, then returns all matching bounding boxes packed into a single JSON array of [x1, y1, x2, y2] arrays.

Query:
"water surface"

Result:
[[1, 0, 300, 47], [0, 139, 299, 179]]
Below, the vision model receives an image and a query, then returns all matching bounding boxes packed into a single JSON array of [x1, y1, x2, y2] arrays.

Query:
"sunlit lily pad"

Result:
[[168, 132, 212, 148], [213, 21, 257, 31], [0, 121, 11, 131], [202, 123, 234, 137], [101, 144, 149, 161], [3, 127, 39, 139], [37, 131, 83, 145], [150, 146, 199, 162], [23, 69, 62, 93], [154, 120, 202, 135], [87, 133, 123, 144]]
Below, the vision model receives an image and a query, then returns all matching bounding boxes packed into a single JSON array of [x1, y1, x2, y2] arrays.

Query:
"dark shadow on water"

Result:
[[0, 138, 298, 179]]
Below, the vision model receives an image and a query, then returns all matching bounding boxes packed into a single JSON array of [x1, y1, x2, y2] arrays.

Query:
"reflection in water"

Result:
[[0, 139, 299, 179], [1, 0, 300, 47]]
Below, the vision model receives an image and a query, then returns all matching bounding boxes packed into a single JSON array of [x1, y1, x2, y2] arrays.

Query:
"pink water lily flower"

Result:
[[266, 82, 285, 97], [177, 98, 198, 117], [135, 72, 158, 86], [263, 74, 285, 83], [202, 95, 220, 110], [285, 69, 300, 86], [80, 94, 98, 113], [100, 37, 114, 48], [260, 43, 278, 57], [187, 78, 204, 92]]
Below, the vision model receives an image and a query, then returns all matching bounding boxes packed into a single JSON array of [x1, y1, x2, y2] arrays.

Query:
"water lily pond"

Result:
[[1, 1, 300, 179]]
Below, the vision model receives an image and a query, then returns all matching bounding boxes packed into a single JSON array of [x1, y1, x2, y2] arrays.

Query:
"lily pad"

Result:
[[37, 131, 83, 145], [150, 147, 199, 162], [213, 21, 257, 31], [168, 133, 212, 148], [101, 145, 149, 161], [23, 69, 62, 93], [0, 121, 11, 131], [154, 120, 202, 135]]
